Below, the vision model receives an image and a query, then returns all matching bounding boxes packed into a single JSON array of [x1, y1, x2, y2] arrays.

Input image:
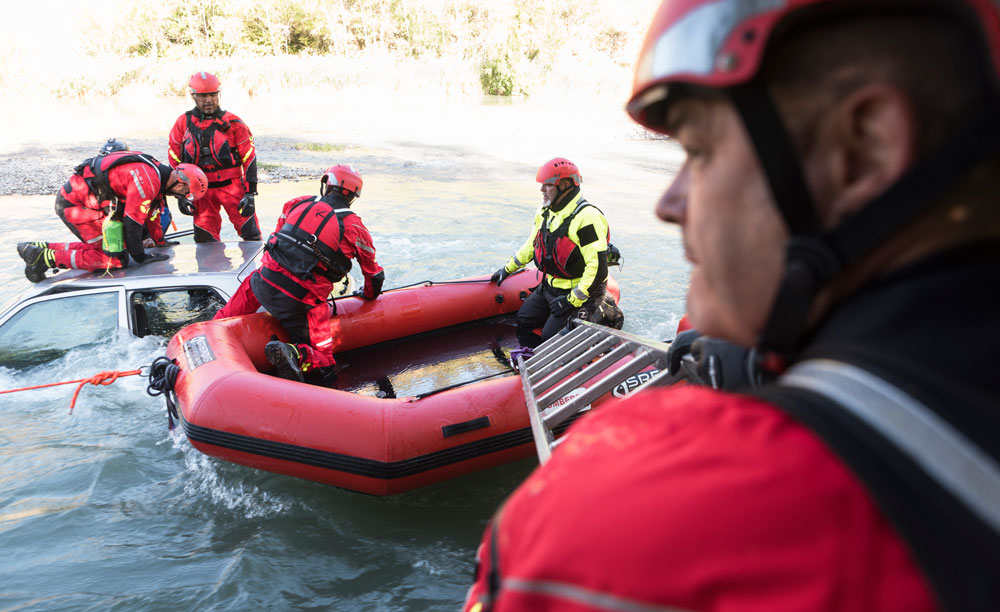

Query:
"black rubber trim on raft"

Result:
[[442, 416, 491, 438], [181, 415, 579, 480]]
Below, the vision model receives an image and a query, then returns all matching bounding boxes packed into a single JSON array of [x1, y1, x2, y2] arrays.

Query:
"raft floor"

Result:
[[326, 314, 521, 398]]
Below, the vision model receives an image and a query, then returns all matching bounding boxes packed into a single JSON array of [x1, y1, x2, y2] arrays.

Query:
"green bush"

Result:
[[27, 0, 662, 100]]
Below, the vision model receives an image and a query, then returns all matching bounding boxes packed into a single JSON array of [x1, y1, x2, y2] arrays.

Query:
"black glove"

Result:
[[238, 193, 255, 217], [551, 295, 575, 317], [688, 337, 760, 390], [141, 252, 170, 264], [363, 270, 385, 300], [156, 239, 180, 247], [491, 267, 511, 286], [176, 197, 195, 216], [666, 329, 702, 376]]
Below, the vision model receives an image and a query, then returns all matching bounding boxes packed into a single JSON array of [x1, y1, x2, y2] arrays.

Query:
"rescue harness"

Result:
[[265, 196, 354, 283]]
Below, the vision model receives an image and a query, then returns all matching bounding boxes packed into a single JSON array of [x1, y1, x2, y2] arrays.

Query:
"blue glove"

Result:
[[491, 267, 510, 286], [238, 193, 255, 217]]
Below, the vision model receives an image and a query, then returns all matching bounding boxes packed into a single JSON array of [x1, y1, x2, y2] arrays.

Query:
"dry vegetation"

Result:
[[1, 0, 660, 104]]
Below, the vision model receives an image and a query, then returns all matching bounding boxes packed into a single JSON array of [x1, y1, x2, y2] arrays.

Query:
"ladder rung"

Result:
[[536, 341, 636, 409], [522, 319, 676, 465], [524, 326, 599, 376], [531, 335, 620, 397], [543, 349, 657, 428]]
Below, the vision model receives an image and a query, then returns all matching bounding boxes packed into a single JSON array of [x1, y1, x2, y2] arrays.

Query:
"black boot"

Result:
[[193, 226, 219, 243], [238, 217, 261, 241], [17, 243, 55, 283], [265, 341, 304, 382]]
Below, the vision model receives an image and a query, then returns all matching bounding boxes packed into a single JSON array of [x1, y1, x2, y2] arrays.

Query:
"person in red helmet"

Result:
[[465, 2, 1000, 611], [168, 71, 261, 242], [490, 157, 613, 349], [17, 152, 206, 282], [214, 164, 385, 383]]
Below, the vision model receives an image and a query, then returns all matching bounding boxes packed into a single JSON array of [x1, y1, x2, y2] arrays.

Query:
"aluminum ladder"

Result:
[[515, 319, 683, 464]]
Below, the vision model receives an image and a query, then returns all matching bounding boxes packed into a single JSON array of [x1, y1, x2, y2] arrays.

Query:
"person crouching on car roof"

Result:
[[213, 164, 385, 384], [17, 150, 208, 282]]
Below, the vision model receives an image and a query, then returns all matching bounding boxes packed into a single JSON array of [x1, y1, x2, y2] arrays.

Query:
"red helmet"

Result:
[[627, 0, 1000, 359], [321, 164, 363, 200], [627, 0, 1000, 135], [188, 71, 221, 95], [174, 163, 209, 201], [536, 157, 582, 187]]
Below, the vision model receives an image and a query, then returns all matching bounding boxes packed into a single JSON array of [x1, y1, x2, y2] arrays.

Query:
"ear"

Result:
[[824, 83, 917, 225]]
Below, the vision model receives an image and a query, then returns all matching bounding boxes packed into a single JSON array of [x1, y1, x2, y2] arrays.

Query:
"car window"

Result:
[[0, 292, 120, 369], [130, 288, 226, 338]]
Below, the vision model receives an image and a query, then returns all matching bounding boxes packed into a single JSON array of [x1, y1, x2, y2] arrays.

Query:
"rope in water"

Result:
[[0, 368, 145, 413]]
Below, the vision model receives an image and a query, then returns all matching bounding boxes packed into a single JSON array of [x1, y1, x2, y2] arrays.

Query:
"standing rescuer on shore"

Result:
[[169, 71, 261, 242], [465, 1, 1000, 611]]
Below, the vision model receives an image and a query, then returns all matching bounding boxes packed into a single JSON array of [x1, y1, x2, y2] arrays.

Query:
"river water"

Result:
[[0, 101, 688, 611]]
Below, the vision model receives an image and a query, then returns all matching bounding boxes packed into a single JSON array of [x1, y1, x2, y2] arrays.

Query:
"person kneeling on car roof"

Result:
[[213, 164, 385, 383], [17, 150, 207, 282]]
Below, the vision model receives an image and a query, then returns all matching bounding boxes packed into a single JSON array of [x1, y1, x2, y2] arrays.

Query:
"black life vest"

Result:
[[533, 198, 608, 279], [265, 197, 354, 282], [180, 110, 241, 172], [74, 152, 164, 219]]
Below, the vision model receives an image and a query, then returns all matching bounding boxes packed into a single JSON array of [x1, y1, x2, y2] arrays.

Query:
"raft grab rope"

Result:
[[146, 356, 181, 430]]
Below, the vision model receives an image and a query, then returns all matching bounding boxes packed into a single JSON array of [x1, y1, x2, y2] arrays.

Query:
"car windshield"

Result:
[[131, 288, 225, 338], [0, 292, 119, 369]]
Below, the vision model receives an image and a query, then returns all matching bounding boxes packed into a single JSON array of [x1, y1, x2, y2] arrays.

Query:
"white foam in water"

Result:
[[179, 442, 290, 519]]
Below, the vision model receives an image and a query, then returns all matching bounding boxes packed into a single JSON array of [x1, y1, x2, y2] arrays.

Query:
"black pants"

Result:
[[516, 281, 606, 348], [250, 271, 313, 346]]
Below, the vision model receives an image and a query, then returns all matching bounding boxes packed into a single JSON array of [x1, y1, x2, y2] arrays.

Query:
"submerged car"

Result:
[[0, 238, 264, 369]]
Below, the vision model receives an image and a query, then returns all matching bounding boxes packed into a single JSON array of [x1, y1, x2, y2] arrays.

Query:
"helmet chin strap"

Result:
[[728, 81, 1000, 371]]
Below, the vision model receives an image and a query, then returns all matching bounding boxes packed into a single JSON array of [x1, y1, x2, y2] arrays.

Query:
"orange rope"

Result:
[[0, 369, 143, 414]]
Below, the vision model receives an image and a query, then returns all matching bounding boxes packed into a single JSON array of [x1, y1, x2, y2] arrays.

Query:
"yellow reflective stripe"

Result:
[[242, 146, 255, 163], [169, 150, 181, 163], [548, 276, 574, 289]]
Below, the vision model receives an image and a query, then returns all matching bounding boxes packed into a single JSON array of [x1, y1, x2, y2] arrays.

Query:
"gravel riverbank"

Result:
[[0, 135, 320, 197]]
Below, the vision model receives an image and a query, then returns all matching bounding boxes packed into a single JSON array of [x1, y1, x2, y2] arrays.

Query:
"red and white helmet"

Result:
[[627, 0, 1000, 135], [321, 164, 363, 200], [627, 0, 1000, 360], [536, 157, 582, 187], [174, 163, 209, 201], [188, 71, 221, 95]]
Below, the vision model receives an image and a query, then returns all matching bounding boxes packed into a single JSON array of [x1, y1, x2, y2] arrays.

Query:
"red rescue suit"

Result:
[[52, 174, 112, 246], [50, 152, 167, 272], [214, 193, 384, 370], [466, 246, 1000, 612], [168, 108, 259, 241]]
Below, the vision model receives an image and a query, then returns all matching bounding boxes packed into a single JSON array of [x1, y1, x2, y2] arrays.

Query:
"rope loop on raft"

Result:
[[146, 356, 181, 430], [0, 367, 145, 413]]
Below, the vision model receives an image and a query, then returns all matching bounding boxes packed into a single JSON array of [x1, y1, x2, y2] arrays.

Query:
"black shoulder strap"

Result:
[[756, 361, 1000, 611]]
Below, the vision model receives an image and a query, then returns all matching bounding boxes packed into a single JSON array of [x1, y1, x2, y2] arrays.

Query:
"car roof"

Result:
[[8, 241, 263, 304]]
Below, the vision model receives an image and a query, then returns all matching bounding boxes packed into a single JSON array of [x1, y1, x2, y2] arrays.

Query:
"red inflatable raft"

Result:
[[164, 270, 632, 495]]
